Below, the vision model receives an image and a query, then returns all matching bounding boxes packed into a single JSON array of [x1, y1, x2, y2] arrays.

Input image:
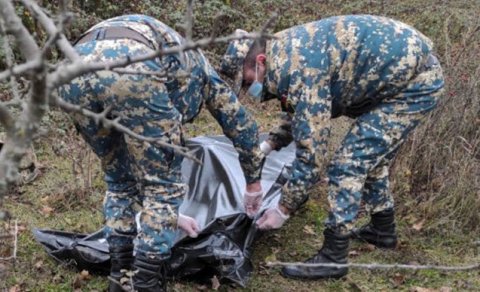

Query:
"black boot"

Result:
[[281, 228, 349, 279], [133, 253, 169, 292], [353, 208, 397, 249], [109, 245, 134, 292]]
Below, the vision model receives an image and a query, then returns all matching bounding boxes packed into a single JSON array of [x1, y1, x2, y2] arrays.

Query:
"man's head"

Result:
[[220, 29, 267, 98]]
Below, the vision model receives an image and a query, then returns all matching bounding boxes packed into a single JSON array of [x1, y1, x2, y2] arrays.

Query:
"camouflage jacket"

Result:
[[264, 15, 442, 211], [87, 15, 264, 184]]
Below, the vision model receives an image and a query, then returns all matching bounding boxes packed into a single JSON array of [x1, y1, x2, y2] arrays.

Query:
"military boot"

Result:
[[133, 252, 169, 292], [353, 208, 397, 249], [281, 228, 349, 279], [108, 245, 134, 292]]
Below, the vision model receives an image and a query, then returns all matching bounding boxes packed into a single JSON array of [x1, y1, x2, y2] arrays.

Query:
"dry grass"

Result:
[[395, 21, 480, 233]]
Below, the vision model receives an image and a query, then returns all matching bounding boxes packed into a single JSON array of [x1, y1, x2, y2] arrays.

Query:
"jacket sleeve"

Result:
[[279, 73, 332, 211], [204, 66, 264, 184]]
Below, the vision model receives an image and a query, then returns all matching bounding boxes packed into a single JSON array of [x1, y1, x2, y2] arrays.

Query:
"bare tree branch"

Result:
[[0, 0, 275, 199], [0, 59, 43, 81], [0, 0, 40, 60], [0, 0, 47, 196], [111, 68, 189, 78], [266, 261, 480, 271], [52, 96, 202, 164], [259, 12, 279, 34], [48, 31, 274, 90], [20, 0, 79, 61], [0, 220, 18, 260]]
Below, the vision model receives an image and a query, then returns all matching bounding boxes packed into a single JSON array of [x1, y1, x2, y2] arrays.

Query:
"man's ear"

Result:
[[256, 54, 266, 65]]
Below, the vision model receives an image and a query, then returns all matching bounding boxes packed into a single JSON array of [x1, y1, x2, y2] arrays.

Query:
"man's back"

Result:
[[266, 15, 440, 112]]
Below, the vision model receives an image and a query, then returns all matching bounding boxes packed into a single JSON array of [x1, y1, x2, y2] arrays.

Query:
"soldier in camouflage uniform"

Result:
[[220, 15, 444, 279], [58, 15, 265, 291]]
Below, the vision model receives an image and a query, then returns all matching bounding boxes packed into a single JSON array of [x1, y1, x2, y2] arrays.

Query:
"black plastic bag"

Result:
[[33, 135, 295, 287]]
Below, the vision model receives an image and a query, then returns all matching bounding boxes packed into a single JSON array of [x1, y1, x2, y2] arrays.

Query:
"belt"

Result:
[[74, 26, 155, 50]]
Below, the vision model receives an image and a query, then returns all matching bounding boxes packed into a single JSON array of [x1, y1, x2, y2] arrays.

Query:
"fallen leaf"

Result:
[[72, 275, 82, 289], [34, 260, 44, 270], [73, 270, 90, 289], [40, 205, 54, 217], [348, 249, 360, 257], [364, 244, 376, 252], [9, 285, 21, 292], [288, 251, 298, 257], [390, 272, 405, 287], [412, 219, 425, 231], [79, 269, 90, 281], [439, 287, 452, 292], [195, 284, 208, 291], [348, 281, 363, 292], [52, 272, 64, 283], [303, 225, 316, 235], [264, 253, 277, 263], [211, 275, 220, 290]]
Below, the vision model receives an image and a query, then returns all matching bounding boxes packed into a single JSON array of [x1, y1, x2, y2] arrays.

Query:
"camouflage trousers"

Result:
[[59, 39, 186, 256], [325, 58, 444, 232]]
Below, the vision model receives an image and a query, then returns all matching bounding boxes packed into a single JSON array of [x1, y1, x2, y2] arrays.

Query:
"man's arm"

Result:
[[204, 66, 264, 185], [279, 77, 332, 214]]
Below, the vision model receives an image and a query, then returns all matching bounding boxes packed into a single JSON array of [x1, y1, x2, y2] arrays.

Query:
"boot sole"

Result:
[[354, 237, 398, 249]]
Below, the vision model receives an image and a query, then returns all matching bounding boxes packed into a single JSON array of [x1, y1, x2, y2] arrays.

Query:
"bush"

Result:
[[395, 22, 480, 233]]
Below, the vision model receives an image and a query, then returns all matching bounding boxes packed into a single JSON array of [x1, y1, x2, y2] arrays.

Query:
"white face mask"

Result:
[[247, 63, 264, 101]]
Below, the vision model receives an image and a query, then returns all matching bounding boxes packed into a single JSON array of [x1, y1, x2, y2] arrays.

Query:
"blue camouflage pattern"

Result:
[[58, 15, 264, 256], [220, 29, 254, 94], [260, 15, 444, 232]]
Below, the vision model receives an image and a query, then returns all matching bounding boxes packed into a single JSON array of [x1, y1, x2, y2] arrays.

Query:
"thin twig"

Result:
[[52, 97, 202, 164], [0, 59, 43, 81], [259, 12, 278, 34], [48, 31, 275, 89], [209, 13, 226, 41], [20, 0, 79, 61], [0, 220, 18, 261], [266, 261, 480, 271], [112, 68, 189, 79]]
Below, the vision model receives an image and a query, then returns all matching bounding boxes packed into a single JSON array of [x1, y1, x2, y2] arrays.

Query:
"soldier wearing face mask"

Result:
[[220, 15, 444, 280]]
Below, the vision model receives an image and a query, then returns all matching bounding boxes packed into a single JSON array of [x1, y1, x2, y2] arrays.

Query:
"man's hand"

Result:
[[256, 204, 290, 230], [245, 181, 263, 218], [177, 214, 200, 238]]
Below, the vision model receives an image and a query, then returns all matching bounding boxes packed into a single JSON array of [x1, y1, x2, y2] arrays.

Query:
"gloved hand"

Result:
[[256, 204, 290, 230], [177, 214, 200, 238], [260, 141, 273, 155], [244, 190, 263, 218]]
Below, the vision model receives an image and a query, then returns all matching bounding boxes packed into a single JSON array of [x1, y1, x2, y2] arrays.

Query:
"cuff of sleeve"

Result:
[[275, 205, 290, 220], [244, 151, 266, 184], [279, 186, 308, 213]]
